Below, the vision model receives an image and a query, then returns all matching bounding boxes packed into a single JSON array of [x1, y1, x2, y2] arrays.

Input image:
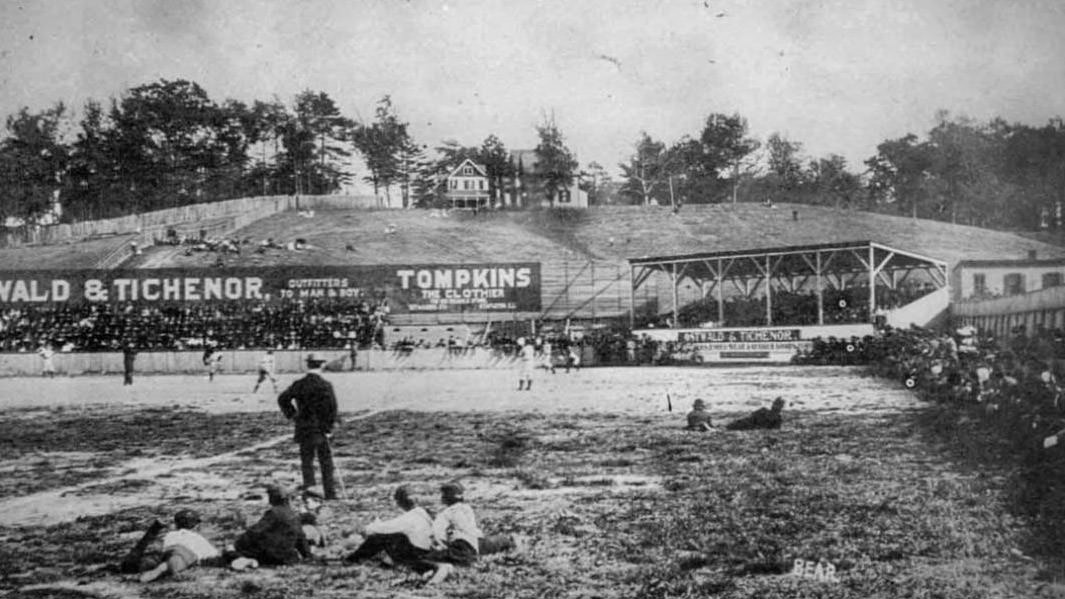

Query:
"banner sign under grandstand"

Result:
[[0, 263, 542, 313], [641, 324, 874, 363]]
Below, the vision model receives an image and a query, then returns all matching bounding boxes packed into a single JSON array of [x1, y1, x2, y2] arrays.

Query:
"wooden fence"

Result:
[[0, 195, 380, 249]]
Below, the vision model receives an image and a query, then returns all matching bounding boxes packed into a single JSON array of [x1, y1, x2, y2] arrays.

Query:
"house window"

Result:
[[464, 180, 470, 190], [449, 180, 456, 190], [1004, 273, 1026, 296], [463, 166, 473, 175], [972, 274, 987, 296], [1043, 272, 1063, 289], [479, 180, 484, 190]]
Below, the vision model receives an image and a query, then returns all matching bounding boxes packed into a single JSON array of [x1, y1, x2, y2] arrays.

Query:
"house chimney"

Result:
[[1028, 249, 1038, 260]]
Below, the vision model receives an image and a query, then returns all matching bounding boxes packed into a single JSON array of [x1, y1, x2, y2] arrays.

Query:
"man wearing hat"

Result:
[[278, 353, 340, 500], [686, 399, 713, 431]]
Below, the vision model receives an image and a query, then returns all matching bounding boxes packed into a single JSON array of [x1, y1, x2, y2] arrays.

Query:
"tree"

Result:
[[480, 134, 514, 206], [533, 114, 578, 207], [619, 132, 669, 206], [581, 161, 612, 205], [0, 103, 70, 226], [766, 133, 805, 196], [352, 95, 410, 203], [666, 113, 760, 204], [245, 99, 291, 196], [865, 134, 933, 219], [282, 90, 354, 195], [806, 154, 861, 209]]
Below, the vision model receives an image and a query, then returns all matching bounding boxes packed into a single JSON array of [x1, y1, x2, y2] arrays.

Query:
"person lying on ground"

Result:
[[231, 484, 312, 568], [725, 397, 786, 431], [139, 509, 223, 582], [686, 398, 713, 431], [118, 518, 167, 574]]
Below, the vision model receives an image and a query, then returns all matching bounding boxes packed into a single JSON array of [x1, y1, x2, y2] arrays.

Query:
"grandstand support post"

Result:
[[765, 255, 772, 326], [868, 245, 876, 323], [717, 258, 725, 324], [629, 265, 636, 330], [671, 263, 679, 329], [816, 251, 824, 326]]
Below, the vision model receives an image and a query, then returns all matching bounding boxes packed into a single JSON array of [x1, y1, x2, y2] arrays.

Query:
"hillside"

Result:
[[123, 203, 1064, 271], [0, 234, 136, 270]]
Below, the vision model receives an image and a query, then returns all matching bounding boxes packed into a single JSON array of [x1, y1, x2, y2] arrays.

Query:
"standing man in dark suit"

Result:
[[278, 353, 340, 500]]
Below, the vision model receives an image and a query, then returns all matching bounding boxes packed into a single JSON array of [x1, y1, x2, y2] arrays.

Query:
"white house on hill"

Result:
[[443, 159, 490, 209]]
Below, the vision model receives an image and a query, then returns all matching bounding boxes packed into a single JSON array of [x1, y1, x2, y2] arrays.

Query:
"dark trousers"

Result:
[[346, 533, 427, 565], [411, 539, 477, 574], [299, 432, 337, 499], [124, 368, 133, 385], [479, 534, 515, 555]]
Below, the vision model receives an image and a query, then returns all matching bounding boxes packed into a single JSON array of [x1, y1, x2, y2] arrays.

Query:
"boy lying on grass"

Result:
[[138, 509, 224, 582], [122, 484, 320, 581]]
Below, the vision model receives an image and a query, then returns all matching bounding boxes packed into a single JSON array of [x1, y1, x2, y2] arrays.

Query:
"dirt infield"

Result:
[[0, 366, 1055, 598]]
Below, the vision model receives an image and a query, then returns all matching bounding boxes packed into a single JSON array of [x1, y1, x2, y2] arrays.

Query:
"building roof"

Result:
[[954, 257, 1065, 270], [445, 158, 488, 179], [628, 240, 947, 282]]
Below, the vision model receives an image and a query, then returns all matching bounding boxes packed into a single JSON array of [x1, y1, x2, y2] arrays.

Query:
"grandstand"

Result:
[[629, 240, 949, 362]]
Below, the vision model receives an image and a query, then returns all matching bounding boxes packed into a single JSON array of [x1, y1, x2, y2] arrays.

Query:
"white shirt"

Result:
[[365, 507, 434, 550], [432, 502, 482, 552], [260, 354, 275, 372], [162, 529, 220, 561]]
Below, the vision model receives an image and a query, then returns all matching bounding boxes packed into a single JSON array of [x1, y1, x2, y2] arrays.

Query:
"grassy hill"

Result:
[[0, 234, 136, 270], [123, 203, 1065, 270]]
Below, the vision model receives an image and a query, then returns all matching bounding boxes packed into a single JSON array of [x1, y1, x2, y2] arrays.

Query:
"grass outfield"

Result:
[[0, 367, 1057, 598]]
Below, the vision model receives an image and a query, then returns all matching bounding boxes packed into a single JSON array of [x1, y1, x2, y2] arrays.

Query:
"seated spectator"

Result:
[[412, 482, 482, 585], [726, 397, 786, 431], [231, 485, 312, 567], [686, 399, 713, 431], [345, 485, 433, 567]]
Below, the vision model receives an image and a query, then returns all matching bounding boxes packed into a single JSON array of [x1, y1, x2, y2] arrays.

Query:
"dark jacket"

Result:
[[278, 372, 338, 441], [726, 406, 783, 431], [234, 505, 311, 566]]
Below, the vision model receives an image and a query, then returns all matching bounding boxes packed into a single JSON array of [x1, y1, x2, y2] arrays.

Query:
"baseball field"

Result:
[[0, 365, 1057, 598]]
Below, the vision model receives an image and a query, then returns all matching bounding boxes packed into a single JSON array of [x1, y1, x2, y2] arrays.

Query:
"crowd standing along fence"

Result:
[[0, 346, 611, 377], [953, 286, 1065, 338]]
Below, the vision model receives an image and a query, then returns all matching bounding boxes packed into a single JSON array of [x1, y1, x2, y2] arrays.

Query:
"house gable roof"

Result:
[[446, 158, 488, 179]]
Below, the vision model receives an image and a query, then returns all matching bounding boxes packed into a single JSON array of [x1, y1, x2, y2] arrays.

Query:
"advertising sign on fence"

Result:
[[639, 324, 875, 363], [0, 263, 541, 314]]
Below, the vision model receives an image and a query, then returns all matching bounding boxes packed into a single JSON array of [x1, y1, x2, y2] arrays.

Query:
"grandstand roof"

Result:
[[628, 240, 947, 282]]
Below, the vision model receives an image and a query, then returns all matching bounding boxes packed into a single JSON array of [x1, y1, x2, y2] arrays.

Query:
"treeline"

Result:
[[615, 111, 1065, 231], [0, 79, 579, 226]]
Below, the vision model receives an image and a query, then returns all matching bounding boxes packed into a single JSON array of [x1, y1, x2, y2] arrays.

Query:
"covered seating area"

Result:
[[628, 241, 948, 329]]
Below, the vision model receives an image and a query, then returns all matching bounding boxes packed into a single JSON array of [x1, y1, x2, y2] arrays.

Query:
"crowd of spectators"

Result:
[[794, 324, 1065, 443], [0, 298, 389, 353], [671, 283, 936, 328]]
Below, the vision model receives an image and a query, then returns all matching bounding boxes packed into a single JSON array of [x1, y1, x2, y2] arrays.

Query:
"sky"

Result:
[[2, 0, 1065, 184]]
